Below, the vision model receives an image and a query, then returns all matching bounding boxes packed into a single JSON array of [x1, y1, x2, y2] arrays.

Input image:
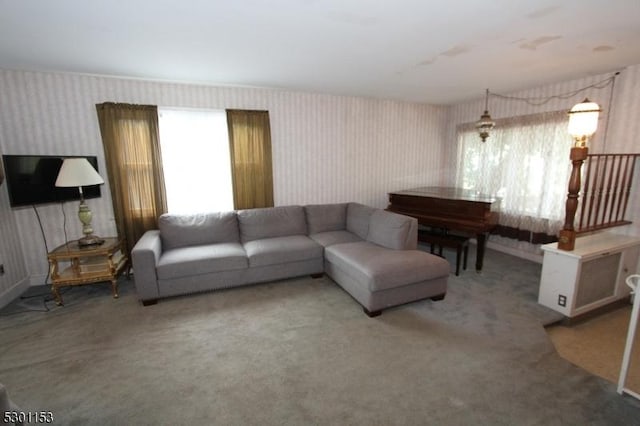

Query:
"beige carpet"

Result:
[[1, 249, 639, 425], [547, 305, 640, 395]]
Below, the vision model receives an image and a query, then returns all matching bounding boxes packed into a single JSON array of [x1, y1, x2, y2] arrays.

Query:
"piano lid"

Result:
[[389, 186, 499, 205]]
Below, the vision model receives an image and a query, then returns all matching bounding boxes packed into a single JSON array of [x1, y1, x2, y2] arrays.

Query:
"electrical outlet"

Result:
[[558, 294, 567, 307]]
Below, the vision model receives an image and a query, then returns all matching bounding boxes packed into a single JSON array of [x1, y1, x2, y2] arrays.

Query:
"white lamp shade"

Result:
[[568, 98, 601, 140], [55, 158, 104, 187]]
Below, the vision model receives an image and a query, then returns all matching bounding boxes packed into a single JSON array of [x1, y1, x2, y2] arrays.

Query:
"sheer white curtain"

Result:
[[158, 108, 234, 214], [456, 111, 572, 237]]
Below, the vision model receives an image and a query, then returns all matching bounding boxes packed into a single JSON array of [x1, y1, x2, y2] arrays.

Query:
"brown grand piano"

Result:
[[387, 186, 500, 272]]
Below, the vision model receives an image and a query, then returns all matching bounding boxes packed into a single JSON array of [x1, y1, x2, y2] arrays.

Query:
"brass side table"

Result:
[[47, 237, 128, 305]]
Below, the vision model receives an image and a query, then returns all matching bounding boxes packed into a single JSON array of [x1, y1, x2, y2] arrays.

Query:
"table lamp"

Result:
[[55, 158, 105, 246]]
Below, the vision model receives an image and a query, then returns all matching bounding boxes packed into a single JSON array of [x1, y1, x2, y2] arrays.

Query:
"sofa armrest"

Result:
[[131, 230, 162, 301]]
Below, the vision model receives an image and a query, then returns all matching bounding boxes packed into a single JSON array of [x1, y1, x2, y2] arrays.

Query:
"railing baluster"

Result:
[[611, 155, 625, 223], [594, 156, 607, 229], [574, 153, 639, 235], [620, 155, 637, 224], [579, 155, 593, 230], [602, 155, 616, 225], [586, 155, 601, 229]]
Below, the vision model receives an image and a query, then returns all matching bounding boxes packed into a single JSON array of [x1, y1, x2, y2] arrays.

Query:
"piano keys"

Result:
[[387, 186, 501, 272]]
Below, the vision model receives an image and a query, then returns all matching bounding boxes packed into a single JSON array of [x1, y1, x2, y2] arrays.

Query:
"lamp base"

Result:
[[78, 235, 105, 247]]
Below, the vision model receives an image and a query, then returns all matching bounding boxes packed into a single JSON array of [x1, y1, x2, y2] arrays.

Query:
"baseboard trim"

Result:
[[555, 296, 632, 327], [0, 277, 31, 310], [29, 273, 49, 286], [485, 241, 543, 264], [420, 239, 544, 264]]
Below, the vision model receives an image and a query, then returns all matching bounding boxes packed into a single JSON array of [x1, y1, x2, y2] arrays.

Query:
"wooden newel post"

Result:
[[558, 146, 589, 250]]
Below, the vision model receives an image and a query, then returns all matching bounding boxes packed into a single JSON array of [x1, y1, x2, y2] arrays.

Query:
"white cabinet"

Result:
[[539, 233, 640, 318]]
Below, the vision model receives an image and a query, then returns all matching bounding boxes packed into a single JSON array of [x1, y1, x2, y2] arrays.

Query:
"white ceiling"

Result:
[[1, 0, 639, 105]]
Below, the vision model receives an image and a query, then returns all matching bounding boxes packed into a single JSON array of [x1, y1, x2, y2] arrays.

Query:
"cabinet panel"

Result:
[[539, 233, 640, 318]]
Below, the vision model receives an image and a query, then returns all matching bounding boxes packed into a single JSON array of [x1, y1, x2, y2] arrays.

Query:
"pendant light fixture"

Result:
[[476, 88, 495, 142]]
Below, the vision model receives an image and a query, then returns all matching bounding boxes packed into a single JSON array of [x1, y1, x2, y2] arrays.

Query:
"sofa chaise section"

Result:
[[325, 241, 449, 316], [307, 203, 449, 316]]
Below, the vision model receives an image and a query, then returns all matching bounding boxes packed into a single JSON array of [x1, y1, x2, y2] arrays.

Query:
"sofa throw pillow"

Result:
[[366, 209, 413, 250], [159, 211, 240, 250], [346, 203, 376, 240], [237, 205, 307, 242], [304, 203, 347, 234]]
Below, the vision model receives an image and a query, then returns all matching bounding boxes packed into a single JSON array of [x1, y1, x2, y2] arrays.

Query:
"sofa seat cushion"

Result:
[[157, 243, 247, 280], [325, 241, 450, 292], [244, 235, 323, 268], [309, 230, 362, 248]]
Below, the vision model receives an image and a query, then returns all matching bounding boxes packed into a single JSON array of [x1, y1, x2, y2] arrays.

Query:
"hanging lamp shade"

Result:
[[476, 89, 495, 142]]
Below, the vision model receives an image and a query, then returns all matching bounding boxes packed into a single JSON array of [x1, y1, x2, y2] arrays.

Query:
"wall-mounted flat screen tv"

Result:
[[2, 155, 102, 208]]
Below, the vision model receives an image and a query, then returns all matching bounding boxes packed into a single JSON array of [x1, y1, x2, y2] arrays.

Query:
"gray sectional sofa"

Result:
[[131, 203, 449, 316]]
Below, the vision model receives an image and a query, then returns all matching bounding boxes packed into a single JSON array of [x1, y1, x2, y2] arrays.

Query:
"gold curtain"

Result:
[[96, 102, 167, 254], [226, 110, 274, 209]]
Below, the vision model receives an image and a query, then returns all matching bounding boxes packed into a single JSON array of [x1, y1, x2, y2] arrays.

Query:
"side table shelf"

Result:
[[47, 237, 128, 305]]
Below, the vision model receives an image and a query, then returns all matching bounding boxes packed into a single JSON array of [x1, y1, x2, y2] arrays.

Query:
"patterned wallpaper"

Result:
[[2, 64, 639, 304], [0, 69, 449, 300], [0, 182, 28, 303]]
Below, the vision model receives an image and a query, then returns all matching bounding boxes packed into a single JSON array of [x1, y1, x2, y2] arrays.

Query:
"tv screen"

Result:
[[2, 155, 102, 207]]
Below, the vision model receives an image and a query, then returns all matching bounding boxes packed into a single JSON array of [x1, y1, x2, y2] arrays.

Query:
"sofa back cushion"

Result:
[[366, 209, 417, 250], [159, 211, 240, 250], [238, 205, 307, 242], [346, 203, 376, 240], [304, 203, 347, 234]]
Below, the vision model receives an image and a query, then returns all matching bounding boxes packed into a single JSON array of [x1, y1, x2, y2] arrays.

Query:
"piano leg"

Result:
[[475, 232, 489, 272]]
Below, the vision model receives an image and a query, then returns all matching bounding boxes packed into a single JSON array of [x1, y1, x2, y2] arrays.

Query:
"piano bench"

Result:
[[418, 230, 469, 276]]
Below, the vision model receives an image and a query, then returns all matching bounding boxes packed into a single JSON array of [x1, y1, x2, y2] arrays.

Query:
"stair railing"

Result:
[[559, 152, 640, 251]]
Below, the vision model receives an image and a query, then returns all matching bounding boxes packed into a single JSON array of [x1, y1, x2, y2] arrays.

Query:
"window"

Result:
[[158, 108, 234, 214], [456, 111, 572, 237]]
